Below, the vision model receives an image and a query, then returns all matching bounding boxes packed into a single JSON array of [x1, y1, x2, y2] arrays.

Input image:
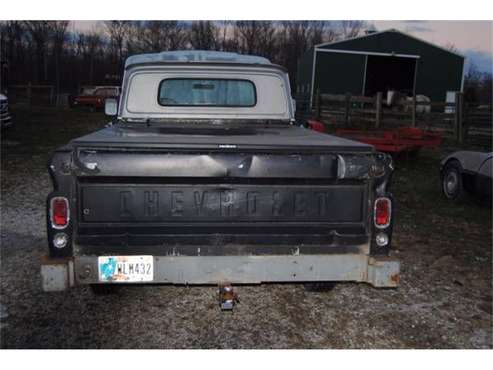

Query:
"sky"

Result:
[[371, 20, 492, 73], [71, 20, 493, 73]]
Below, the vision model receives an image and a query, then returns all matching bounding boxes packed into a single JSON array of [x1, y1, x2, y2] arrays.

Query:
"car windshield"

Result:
[[158, 78, 256, 107]]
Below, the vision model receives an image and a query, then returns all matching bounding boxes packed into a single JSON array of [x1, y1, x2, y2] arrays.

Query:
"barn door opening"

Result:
[[364, 55, 417, 97]]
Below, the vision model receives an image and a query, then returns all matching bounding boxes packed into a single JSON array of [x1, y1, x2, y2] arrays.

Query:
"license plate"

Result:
[[98, 256, 153, 282]]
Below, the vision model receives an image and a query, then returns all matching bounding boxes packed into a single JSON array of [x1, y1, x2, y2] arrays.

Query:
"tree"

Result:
[[0, 21, 27, 89], [340, 20, 365, 39], [255, 21, 278, 57], [23, 21, 52, 83], [276, 21, 312, 86], [464, 63, 493, 105], [0, 20, 351, 96], [189, 21, 218, 50], [444, 42, 459, 54], [219, 21, 240, 52], [464, 63, 482, 104], [137, 21, 186, 52], [105, 21, 132, 74], [48, 21, 69, 95], [234, 21, 255, 54], [86, 32, 104, 84], [75, 31, 104, 85], [234, 21, 278, 57]]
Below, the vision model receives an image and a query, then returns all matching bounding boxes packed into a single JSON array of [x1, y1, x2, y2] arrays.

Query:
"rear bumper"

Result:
[[41, 254, 400, 291]]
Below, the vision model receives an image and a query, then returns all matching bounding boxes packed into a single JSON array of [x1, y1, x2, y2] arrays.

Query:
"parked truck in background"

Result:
[[71, 86, 120, 111], [41, 51, 399, 299]]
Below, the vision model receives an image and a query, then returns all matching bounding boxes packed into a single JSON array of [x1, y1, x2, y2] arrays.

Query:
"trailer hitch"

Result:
[[218, 283, 239, 310]]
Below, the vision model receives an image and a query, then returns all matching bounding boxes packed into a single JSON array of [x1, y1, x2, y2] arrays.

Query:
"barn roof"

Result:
[[315, 29, 464, 59]]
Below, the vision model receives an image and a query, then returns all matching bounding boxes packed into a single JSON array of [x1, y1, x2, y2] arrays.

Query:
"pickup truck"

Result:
[[41, 51, 399, 296]]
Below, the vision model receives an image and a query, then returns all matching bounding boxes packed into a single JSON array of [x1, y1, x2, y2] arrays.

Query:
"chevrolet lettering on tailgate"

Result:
[[80, 186, 364, 222]]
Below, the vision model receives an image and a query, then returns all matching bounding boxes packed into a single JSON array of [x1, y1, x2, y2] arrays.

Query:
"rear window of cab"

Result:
[[158, 78, 256, 107]]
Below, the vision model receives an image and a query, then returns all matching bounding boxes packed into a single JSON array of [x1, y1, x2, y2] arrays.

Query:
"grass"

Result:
[[393, 147, 491, 228], [1, 104, 108, 156]]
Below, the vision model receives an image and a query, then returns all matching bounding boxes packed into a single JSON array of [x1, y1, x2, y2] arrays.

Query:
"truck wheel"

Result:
[[442, 160, 466, 201], [303, 282, 337, 292], [90, 284, 119, 295]]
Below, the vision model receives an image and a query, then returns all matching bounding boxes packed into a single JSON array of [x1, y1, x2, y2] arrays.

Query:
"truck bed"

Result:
[[71, 122, 374, 152]]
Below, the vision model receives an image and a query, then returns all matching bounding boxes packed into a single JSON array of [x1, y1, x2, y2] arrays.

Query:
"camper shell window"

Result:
[[158, 78, 257, 107]]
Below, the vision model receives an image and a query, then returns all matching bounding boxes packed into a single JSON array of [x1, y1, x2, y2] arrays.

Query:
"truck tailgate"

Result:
[[73, 148, 373, 252]]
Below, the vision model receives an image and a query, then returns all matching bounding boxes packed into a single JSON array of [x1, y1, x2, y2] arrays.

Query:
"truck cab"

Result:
[[42, 51, 399, 294]]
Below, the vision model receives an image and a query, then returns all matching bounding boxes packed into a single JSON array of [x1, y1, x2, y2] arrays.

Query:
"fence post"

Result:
[[27, 82, 32, 107], [411, 95, 416, 127], [463, 101, 469, 143], [458, 92, 464, 143], [375, 92, 382, 128], [315, 89, 321, 119], [344, 92, 351, 126], [454, 92, 463, 143]]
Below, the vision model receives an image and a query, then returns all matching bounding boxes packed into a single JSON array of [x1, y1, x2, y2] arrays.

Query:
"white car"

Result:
[[441, 151, 492, 204]]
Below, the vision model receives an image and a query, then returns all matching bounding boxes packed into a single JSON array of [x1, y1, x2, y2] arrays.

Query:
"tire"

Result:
[[442, 159, 466, 201], [303, 282, 337, 292], [90, 284, 119, 295]]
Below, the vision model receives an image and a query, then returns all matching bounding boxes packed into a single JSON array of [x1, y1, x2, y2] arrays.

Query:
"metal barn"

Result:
[[297, 29, 465, 106]]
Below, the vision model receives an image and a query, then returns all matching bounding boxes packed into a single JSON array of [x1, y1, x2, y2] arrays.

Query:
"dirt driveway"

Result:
[[1, 107, 491, 348]]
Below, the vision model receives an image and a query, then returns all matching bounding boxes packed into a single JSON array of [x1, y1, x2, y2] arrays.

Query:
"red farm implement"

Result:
[[334, 127, 443, 154]]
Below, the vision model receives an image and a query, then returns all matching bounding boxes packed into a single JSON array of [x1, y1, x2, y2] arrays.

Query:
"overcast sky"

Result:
[[71, 20, 493, 73]]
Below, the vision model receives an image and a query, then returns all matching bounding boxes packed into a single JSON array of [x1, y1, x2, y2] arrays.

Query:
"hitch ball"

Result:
[[218, 284, 238, 310]]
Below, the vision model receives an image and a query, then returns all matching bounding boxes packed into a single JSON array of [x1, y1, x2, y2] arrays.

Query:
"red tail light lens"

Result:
[[51, 197, 69, 229], [374, 197, 391, 228]]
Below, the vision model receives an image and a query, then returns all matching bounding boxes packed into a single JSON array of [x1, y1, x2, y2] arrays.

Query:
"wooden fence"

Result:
[[296, 90, 492, 145], [8, 84, 55, 105], [8, 84, 75, 107]]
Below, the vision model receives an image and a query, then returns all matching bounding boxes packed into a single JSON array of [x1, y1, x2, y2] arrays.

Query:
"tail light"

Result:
[[50, 197, 70, 229], [374, 197, 391, 228]]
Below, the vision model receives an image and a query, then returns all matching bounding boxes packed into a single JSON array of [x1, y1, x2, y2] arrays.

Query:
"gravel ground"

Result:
[[1, 107, 492, 348]]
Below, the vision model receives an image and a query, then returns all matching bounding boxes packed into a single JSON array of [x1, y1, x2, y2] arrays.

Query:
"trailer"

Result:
[[334, 127, 443, 154]]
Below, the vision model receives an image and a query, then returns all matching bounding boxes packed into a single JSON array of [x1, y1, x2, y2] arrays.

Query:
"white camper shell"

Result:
[[118, 51, 295, 121]]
